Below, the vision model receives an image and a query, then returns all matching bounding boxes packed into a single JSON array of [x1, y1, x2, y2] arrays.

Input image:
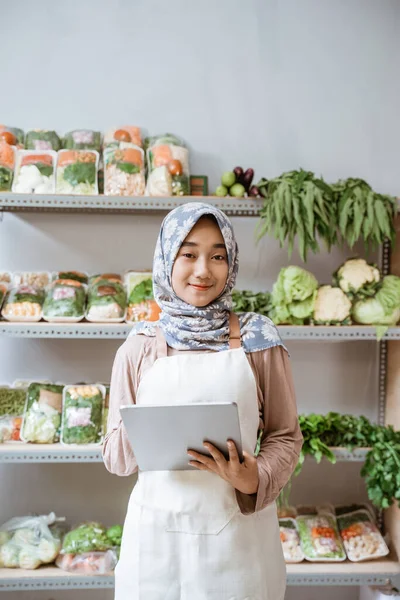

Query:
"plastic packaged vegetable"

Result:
[[86, 279, 126, 322], [89, 273, 122, 285], [103, 126, 142, 148], [61, 385, 105, 445], [63, 130, 101, 152], [2, 285, 44, 321], [337, 510, 389, 562], [53, 271, 89, 285], [0, 283, 7, 309], [104, 144, 145, 196], [21, 383, 64, 444], [0, 512, 63, 569], [297, 514, 346, 561], [12, 271, 51, 290], [25, 130, 61, 151], [102, 385, 110, 435], [146, 134, 190, 197], [56, 150, 99, 195], [0, 386, 27, 418], [43, 279, 86, 322], [0, 272, 12, 285], [12, 150, 56, 194], [0, 125, 24, 148], [60, 522, 112, 554], [124, 272, 160, 323], [0, 142, 16, 191], [56, 549, 118, 574], [279, 518, 304, 563]]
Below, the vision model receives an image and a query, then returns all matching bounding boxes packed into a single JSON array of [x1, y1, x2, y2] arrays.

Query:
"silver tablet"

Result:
[[120, 402, 243, 471]]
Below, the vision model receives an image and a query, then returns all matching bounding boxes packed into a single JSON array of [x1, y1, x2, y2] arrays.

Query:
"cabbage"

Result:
[[1, 543, 20, 568], [22, 401, 61, 444], [270, 266, 318, 324], [353, 275, 400, 326], [18, 548, 41, 570]]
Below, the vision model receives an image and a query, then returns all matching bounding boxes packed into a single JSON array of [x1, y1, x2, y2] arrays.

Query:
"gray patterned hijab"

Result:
[[129, 202, 284, 353]]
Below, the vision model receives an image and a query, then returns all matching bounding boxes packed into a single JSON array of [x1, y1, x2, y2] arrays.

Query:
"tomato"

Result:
[[114, 129, 131, 142], [0, 131, 16, 145], [168, 159, 183, 176]]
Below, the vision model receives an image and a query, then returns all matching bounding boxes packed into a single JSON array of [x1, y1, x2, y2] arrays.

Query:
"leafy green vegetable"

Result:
[[62, 523, 111, 554], [232, 289, 272, 315], [5, 287, 45, 306], [352, 275, 400, 336], [297, 514, 346, 560], [25, 130, 61, 151], [35, 163, 53, 178], [63, 162, 96, 187], [128, 279, 153, 304], [57, 271, 88, 284], [106, 525, 123, 546], [270, 266, 318, 325], [117, 162, 140, 174], [88, 280, 126, 310], [0, 166, 13, 191], [0, 388, 27, 417], [62, 386, 103, 444], [22, 383, 63, 444], [172, 174, 190, 196], [63, 130, 101, 151], [43, 281, 86, 318]]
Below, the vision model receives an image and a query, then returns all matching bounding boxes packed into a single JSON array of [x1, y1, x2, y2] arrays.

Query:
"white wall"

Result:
[[1, 1, 399, 599]]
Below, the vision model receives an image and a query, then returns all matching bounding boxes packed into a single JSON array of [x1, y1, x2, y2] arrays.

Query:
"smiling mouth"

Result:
[[190, 284, 212, 291]]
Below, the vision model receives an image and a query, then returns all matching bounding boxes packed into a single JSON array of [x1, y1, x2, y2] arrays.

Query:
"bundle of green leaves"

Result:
[[232, 289, 272, 315]]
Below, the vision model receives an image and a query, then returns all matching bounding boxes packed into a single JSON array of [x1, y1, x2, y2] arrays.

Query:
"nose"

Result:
[[193, 257, 211, 280]]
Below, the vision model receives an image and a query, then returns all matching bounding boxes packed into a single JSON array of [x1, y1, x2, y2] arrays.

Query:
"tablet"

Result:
[[120, 402, 243, 471]]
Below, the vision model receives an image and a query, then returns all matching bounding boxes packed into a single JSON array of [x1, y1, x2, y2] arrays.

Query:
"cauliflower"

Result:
[[335, 259, 380, 297], [1, 543, 20, 568], [12, 528, 37, 546], [18, 548, 41, 570], [313, 286, 352, 325], [37, 537, 60, 563]]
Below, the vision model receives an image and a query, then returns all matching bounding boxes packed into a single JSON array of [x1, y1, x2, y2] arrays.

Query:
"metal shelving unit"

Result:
[[0, 444, 370, 464], [0, 193, 262, 217], [1, 558, 399, 590], [0, 321, 399, 340]]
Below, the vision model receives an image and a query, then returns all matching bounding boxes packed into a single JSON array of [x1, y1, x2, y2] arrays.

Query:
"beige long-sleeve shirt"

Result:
[[103, 335, 303, 515]]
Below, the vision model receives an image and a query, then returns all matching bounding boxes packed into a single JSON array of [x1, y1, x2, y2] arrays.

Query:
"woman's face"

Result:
[[171, 216, 229, 307]]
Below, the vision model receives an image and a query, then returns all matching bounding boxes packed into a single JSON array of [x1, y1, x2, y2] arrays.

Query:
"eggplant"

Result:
[[249, 185, 261, 197], [233, 166, 244, 185], [242, 168, 254, 192]]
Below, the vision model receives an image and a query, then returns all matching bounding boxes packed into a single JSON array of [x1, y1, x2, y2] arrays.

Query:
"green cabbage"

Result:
[[270, 266, 318, 324]]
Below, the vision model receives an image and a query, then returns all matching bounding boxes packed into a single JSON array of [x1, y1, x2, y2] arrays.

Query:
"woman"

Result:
[[103, 202, 303, 600]]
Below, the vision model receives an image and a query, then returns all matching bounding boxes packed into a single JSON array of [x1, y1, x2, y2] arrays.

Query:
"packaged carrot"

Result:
[[0, 142, 16, 191], [103, 126, 142, 149], [104, 144, 145, 196], [56, 150, 99, 195], [12, 150, 56, 194], [145, 133, 190, 197]]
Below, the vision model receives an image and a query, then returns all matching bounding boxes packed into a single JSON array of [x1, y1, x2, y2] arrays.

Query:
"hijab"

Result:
[[129, 202, 285, 353]]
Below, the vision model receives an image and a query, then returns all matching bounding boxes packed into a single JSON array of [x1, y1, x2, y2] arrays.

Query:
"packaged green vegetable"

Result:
[[54, 271, 89, 285], [297, 513, 346, 562], [25, 130, 61, 151], [61, 385, 105, 445], [61, 522, 111, 554], [43, 279, 86, 322], [63, 130, 101, 152], [21, 383, 64, 444], [86, 279, 127, 322], [2, 285, 45, 322], [146, 134, 190, 197], [56, 150, 99, 195], [0, 141, 16, 191], [0, 386, 27, 418]]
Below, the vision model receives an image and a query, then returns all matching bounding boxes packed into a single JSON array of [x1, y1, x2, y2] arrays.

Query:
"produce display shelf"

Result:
[[0, 193, 262, 216], [0, 322, 399, 340], [1, 555, 399, 590], [0, 444, 369, 464]]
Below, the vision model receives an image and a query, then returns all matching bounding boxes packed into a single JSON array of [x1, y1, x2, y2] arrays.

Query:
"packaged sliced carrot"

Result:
[[12, 150, 56, 194], [104, 144, 145, 196], [145, 134, 190, 197], [103, 126, 142, 149], [56, 150, 99, 195], [0, 142, 16, 191], [25, 130, 61, 151], [0, 125, 24, 148]]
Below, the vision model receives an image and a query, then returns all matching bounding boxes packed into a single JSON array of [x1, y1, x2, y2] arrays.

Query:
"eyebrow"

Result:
[[181, 242, 227, 249]]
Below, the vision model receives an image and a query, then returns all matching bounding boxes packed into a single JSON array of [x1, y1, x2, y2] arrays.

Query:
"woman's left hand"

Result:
[[187, 441, 259, 495]]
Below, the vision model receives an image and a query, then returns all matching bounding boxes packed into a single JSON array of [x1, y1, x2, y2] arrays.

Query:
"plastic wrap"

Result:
[[0, 283, 7, 310], [0, 512, 63, 569], [25, 130, 61, 151], [104, 144, 145, 196], [103, 126, 142, 148], [56, 549, 117, 574], [61, 385, 105, 445], [337, 510, 389, 562], [21, 383, 64, 444], [296, 513, 346, 561], [56, 150, 99, 195], [2, 285, 44, 322], [0, 125, 24, 148], [12, 271, 51, 290], [63, 130, 101, 152], [43, 279, 86, 322], [146, 133, 190, 197], [53, 271, 89, 285], [89, 273, 122, 285], [0, 386, 26, 418], [279, 518, 304, 563], [0, 142, 16, 191], [12, 150, 56, 194], [124, 271, 160, 323], [86, 279, 126, 322]]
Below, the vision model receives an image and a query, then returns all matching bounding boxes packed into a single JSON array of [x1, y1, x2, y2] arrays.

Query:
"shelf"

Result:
[[0, 322, 399, 340], [0, 444, 369, 464], [1, 555, 399, 590], [0, 193, 262, 216]]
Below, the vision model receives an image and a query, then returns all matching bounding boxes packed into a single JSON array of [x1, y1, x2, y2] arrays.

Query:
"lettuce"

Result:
[[270, 266, 318, 324]]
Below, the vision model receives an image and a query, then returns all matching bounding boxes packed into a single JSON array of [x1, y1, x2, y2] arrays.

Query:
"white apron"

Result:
[[115, 314, 286, 600]]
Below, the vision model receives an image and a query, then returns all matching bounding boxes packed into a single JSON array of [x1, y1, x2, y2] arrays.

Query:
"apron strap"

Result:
[[229, 312, 242, 349], [155, 326, 168, 359]]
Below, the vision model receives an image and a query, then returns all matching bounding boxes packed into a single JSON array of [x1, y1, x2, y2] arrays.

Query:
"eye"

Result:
[[213, 254, 227, 261], [182, 252, 195, 259]]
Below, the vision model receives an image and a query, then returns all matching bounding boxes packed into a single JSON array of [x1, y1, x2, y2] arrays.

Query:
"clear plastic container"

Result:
[[104, 144, 145, 196], [279, 518, 304, 563], [63, 130, 101, 152], [146, 134, 190, 197], [21, 383, 64, 444], [43, 279, 86, 322], [25, 130, 61, 151], [0, 125, 24, 148], [103, 126, 142, 148], [1, 285, 45, 322], [12, 150, 56, 194], [86, 279, 127, 323], [56, 549, 118, 574], [124, 271, 160, 323], [0, 142, 16, 191], [337, 510, 389, 562], [61, 385, 105, 445], [12, 271, 52, 290], [296, 513, 346, 562], [52, 271, 89, 285], [56, 150, 99, 195]]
